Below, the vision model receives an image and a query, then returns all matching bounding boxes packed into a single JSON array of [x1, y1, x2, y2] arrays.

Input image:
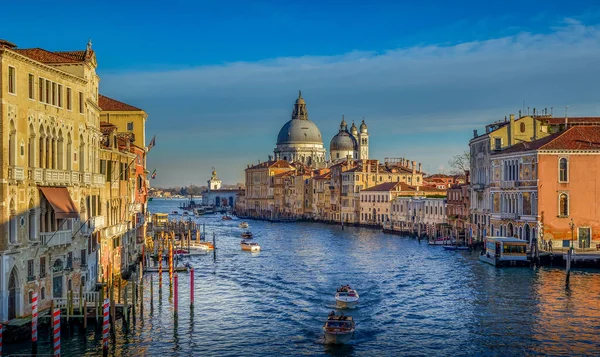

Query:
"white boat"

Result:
[[239, 221, 249, 228], [479, 236, 529, 267], [428, 237, 454, 245], [187, 241, 214, 254], [335, 286, 359, 308], [241, 240, 260, 252], [323, 313, 355, 344]]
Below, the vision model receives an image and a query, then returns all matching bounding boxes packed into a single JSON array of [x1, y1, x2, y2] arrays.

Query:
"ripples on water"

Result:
[[8, 199, 600, 357]]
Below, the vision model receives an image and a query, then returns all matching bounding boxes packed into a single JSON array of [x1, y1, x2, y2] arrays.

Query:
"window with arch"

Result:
[[559, 193, 569, 217], [559, 158, 568, 182], [520, 122, 526, 133]]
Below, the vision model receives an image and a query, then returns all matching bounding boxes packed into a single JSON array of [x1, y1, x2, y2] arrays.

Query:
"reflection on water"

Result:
[[6, 199, 600, 356]]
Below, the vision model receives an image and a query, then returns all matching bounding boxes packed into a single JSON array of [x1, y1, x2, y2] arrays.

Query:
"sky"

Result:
[[3, 0, 600, 187]]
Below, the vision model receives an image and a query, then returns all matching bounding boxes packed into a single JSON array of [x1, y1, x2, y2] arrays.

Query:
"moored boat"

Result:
[[443, 245, 470, 251], [428, 237, 454, 245], [241, 231, 253, 238], [239, 221, 249, 228], [241, 240, 261, 252], [479, 236, 529, 267], [222, 215, 232, 221], [323, 312, 355, 344], [335, 285, 359, 308]]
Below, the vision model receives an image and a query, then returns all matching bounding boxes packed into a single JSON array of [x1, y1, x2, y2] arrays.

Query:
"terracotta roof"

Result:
[[545, 117, 600, 125], [314, 172, 331, 180], [495, 126, 600, 154], [362, 182, 404, 192], [13, 48, 88, 64], [99, 94, 142, 111]]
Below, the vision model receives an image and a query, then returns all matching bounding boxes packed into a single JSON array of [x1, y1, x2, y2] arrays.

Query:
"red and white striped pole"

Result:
[[102, 298, 109, 356], [52, 308, 60, 356], [169, 242, 173, 285], [174, 272, 179, 316], [32, 290, 38, 353], [190, 267, 194, 308]]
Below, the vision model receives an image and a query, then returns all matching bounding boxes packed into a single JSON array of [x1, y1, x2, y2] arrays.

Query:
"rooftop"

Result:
[[99, 94, 143, 111], [496, 126, 600, 155]]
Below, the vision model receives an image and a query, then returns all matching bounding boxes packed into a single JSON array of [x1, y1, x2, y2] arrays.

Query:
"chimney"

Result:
[[412, 161, 416, 174], [533, 108, 536, 117], [473, 129, 478, 138], [533, 116, 538, 140], [508, 114, 515, 146], [465, 170, 470, 184], [418, 163, 422, 172]]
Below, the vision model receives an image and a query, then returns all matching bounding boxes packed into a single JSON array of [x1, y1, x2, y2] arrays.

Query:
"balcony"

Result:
[[82, 173, 91, 185], [104, 222, 127, 238], [500, 212, 518, 220], [8, 165, 25, 181], [500, 181, 516, 189], [81, 215, 105, 235], [92, 174, 105, 186], [41, 230, 72, 247], [44, 169, 72, 185], [472, 183, 484, 191], [29, 168, 44, 183]]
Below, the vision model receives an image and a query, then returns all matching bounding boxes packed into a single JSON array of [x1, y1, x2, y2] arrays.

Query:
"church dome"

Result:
[[276, 91, 323, 145], [350, 121, 358, 136], [330, 130, 358, 151], [277, 119, 323, 144]]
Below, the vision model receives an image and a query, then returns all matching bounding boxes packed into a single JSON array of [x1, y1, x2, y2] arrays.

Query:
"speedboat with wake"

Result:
[[239, 221, 249, 228], [323, 311, 355, 344], [240, 240, 261, 252], [335, 285, 359, 308]]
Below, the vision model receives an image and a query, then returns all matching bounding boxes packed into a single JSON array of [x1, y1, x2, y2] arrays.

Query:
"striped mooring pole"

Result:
[[158, 248, 163, 286], [32, 291, 38, 353], [169, 241, 173, 285], [102, 298, 110, 356], [53, 308, 60, 356]]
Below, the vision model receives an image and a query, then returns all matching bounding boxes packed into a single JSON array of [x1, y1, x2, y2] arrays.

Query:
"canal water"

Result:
[[6, 198, 600, 356]]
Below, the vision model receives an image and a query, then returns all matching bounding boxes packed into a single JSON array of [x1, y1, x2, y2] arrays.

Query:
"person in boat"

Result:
[[328, 310, 335, 319]]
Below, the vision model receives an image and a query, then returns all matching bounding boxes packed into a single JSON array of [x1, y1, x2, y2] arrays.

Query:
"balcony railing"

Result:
[[83, 173, 91, 185], [500, 181, 516, 189], [500, 212, 518, 220], [41, 230, 72, 247], [104, 223, 127, 238], [472, 183, 484, 191], [44, 169, 72, 185], [92, 174, 105, 186], [8, 165, 25, 181]]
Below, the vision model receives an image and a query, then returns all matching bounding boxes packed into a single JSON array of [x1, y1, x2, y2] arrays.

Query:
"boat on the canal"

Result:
[[323, 312, 355, 344], [171, 210, 179, 215], [443, 245, 470, 251], [241, 231, 253, 238], [241, 240, 261, 252], [335, 286, 359, 308], [188, 241, 214, 253], [429, 237, 454, 245], [479, 236, 529, 267], [239, 221, 249, 228], [222, 215, 233, 221]]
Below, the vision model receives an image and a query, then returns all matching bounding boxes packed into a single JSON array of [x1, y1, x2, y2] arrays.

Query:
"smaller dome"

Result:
[[360, 119, 368, 133], [350, 121, 358, 135], [330, 130, 358, 152], [212, 170, 217, 176]]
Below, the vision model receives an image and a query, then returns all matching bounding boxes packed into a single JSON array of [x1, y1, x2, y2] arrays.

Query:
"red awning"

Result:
[[39, 187, 79, 219]]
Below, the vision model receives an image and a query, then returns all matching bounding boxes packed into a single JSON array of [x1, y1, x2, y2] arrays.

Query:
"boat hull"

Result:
[[323, 330, 354, 344], [335, 298, 359, 308], [443, 245, 470, 251]]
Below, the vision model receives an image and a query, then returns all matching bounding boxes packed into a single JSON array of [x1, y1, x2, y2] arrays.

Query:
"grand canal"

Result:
[[6, 198, 600, 356]]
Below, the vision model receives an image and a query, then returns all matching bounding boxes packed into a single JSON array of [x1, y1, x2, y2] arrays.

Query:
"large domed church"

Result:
[[273, 91, 369, 167]]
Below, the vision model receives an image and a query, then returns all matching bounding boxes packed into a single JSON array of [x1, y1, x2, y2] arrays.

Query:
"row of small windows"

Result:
[[361, 194, 389, 203], [7, 67, 84, 114], [391, 204, 444, 215]]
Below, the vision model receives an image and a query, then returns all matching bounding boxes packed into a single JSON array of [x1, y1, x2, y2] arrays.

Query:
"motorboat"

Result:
[[442, 245, 470, 251], [323, 312, 355, 344], [241, 231, 253, 239], [335, 285, 359, 308], [239, 221, 249, 228], [171, 211, 179, 215], [240, 240, 261, 252], [188, 241, 214, 254], [428, 237, 454, 245], [222, 215, 233, 221], [182, 211, 194, 217], [479, 236, 529, 267]]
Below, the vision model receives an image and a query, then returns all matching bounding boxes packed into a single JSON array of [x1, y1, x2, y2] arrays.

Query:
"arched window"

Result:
[[559, 193, 569, 217], [559, 158, 568, 182], [520, 122, 526, 133]]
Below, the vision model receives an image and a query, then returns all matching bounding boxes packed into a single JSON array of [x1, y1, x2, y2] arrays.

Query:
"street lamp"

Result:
[[569, 218, 575, 250]]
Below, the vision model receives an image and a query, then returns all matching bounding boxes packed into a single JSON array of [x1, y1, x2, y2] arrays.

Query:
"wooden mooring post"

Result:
[[566, 248, 573, 288]]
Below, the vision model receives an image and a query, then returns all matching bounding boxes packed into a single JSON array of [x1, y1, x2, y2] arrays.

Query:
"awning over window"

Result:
[[39, 187, 79, 219]]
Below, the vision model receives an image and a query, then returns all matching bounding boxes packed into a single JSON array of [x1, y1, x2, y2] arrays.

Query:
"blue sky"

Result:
[[3, 0, 600, 186]]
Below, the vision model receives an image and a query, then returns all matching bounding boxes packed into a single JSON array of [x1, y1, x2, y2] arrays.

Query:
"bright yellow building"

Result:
[[99, 94, 148, 149]]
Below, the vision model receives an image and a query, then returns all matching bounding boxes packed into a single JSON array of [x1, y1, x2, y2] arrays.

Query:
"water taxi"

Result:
[[480, 237, 529, 267], [188, 241, 214, 254], [241, 231, 253, 238], [335, 285, 359, 308], [241, 240, 261, 252], [323, 312, 355, 344], [239, 221, 249, 228]]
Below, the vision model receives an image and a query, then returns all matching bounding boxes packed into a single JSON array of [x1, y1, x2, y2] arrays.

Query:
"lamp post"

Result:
[[569, 218, 575, 250]]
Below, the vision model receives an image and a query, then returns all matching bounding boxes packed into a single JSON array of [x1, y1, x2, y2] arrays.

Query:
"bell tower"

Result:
[[358, 119, 369, 160], [207, 168, 222, 191]]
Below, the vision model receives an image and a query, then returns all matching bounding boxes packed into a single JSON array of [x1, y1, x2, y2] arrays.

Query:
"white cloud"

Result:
[[99, 19, 600, 186]]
